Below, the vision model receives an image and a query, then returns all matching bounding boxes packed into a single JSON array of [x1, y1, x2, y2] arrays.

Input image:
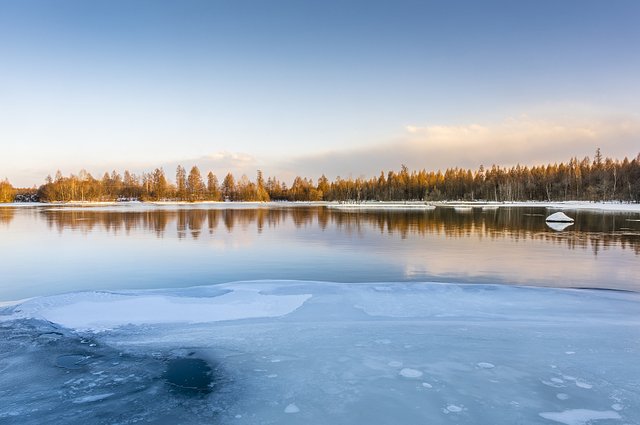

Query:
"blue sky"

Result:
[[1, 0, 639, 186]]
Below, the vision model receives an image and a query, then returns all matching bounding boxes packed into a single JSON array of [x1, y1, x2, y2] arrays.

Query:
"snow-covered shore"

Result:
[[1, 200, 639, 213], [327, 202, 436, 211], [431, 200, 640, 213], [326, 200, 640, 213]]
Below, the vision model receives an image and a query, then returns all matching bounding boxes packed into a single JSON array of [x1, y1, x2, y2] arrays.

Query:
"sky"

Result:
[[1, 0, 639, 186]]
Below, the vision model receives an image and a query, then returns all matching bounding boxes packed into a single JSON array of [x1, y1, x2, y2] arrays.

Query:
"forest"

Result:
[[1, 149, 639, 203]]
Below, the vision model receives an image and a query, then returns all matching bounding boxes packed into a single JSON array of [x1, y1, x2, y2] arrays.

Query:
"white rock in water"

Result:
[[546, 212, 574, 222]]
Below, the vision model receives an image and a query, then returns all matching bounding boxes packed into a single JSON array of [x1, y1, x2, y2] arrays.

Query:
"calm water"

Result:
[[1, 204, 639, 301]]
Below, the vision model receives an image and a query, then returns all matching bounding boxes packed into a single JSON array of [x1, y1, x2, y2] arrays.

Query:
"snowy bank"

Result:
[[328, 202, 436, 211], [433, 201, 640, 213], [2, 200, 639, 213]]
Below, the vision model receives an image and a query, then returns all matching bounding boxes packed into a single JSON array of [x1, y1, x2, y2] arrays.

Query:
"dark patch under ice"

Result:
[[164, 358, 214, 393], [0, 319, 235, 425]]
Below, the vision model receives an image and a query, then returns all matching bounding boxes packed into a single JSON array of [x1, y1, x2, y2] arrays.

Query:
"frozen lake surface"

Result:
[[0, 204, 639, 424], [1, 281, 639, 424]]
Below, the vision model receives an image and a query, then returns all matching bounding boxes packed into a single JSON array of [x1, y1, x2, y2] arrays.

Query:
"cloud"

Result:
[[275, 113, 640, 181], [194, 151, 258, 170], [404, 116, 608, 149]]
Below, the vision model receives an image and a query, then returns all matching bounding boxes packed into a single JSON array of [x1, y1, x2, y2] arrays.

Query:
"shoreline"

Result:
[[1, 200, 639, 213]]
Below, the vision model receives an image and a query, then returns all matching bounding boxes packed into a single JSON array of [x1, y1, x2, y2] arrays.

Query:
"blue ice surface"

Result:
[[1, 281, 638, 424]]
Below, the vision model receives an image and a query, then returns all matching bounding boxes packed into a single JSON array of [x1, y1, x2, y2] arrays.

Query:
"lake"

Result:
[[1, 203, 639, 425], [1, 203, 639, 301]]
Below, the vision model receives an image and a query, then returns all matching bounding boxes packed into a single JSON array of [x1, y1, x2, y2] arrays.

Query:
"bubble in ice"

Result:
[[284, 403, 300, 413], [399, 368, 423, 378]]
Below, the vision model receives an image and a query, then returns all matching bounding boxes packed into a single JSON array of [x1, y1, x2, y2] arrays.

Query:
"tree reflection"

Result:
[[36, 207, 640, 255], [0, 208, 15, 226]]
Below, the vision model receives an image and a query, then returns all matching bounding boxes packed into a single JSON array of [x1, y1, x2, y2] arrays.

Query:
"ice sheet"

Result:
[[1, 281, 639, 425]]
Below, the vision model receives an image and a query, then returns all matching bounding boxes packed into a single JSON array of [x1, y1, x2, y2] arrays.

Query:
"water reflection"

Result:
[[0, 208, 14, 225], [1, 205, 639, 299], [36, 206, 640, 256], [546, 222, 574, 232]]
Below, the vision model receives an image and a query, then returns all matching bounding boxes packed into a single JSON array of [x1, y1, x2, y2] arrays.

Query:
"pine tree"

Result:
[[317, 174, 330, 200], [152, 168, 169, 200], [187, 166, 205, 201], [176, 165, 187, 200], [256, 170, 270, 202], [207, 172, 221, 201], [0, 179, 13, 203], [222, 173, 235, 201]]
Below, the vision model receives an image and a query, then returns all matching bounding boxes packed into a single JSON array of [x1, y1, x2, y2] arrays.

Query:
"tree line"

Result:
[[1, 149, 639, 203]]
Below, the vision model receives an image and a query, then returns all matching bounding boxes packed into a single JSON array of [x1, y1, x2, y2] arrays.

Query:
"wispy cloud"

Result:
[[275, 113, 640, 180], [403, 114, 630, 150]]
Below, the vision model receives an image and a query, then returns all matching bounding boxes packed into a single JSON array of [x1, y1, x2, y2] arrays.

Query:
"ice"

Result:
[[539, 409, 621, 425], [1, 281, 639, 424], [454, 206, 473, 212]]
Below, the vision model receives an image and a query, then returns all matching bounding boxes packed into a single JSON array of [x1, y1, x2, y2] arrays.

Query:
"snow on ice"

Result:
[[539, 409, 621, 425]]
